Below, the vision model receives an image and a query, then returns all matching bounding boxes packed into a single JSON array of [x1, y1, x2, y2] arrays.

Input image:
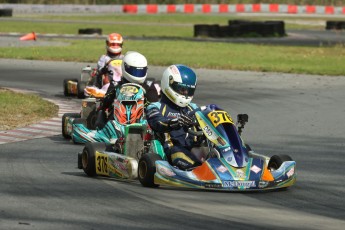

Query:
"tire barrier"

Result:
[[0, 8, 12, 17], [194, 20, 285, 38], [78, 28, 102, 35], [326, 21, 345, 30]]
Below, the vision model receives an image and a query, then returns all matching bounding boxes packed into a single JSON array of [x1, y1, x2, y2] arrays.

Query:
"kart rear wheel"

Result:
[[268, 155, 293, 171], [86, 109, 97, 130], [62, 113, 80, 139], [77, 81, 87, 99], [138, 153, 162, 188], [81, 142, 107, 177], [63, 78, 78, 96]]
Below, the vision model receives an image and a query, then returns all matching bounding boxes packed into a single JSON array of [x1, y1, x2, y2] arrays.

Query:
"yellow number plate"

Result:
[[95, 151, 109, 176], [207, 110, 234, 127]]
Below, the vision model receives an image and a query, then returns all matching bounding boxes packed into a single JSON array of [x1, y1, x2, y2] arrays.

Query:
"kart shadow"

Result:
[[61, 171, 290, 194]]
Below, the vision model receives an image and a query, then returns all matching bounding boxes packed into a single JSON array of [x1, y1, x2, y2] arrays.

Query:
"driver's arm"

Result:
[[145, 103, 178, 132]]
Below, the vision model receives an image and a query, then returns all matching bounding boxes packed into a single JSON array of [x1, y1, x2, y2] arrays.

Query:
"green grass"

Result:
[[1, 14, 345, 75], [0, 88, 59, 130]]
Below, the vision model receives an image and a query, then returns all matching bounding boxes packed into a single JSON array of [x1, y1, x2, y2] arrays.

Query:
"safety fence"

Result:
[[1, 3, 345, 14]]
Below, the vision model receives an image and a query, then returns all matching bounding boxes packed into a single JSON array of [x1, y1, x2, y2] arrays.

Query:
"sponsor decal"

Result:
[[203, 125, 214, 137], [170, 66, 180, 75], [217, 165, 228, 173], [167, 112, 180, 118], [259, 181, 269, 188], [250, 165, 262, 174], [205, 183, 222, 188], [236, 169, 245, 179], [146, 80, 153, 86], [120, 85, 138, 96], [158, 166, 176, 177], [222, 147, 231, 152], [233, 149, 238, 153], [286, 167, 295, 178], [114, 161, 127, 171], [87, 131, 96, 138], [223, 180, 256, 188], [217, 137, 226, 146]]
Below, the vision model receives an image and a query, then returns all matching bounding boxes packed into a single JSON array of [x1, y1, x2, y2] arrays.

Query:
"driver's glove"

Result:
[[168, 118, 180, 129], [178, 113, 193, 127]]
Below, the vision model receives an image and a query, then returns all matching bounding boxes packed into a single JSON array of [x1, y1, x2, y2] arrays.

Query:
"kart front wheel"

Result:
[[138, 153, 162, 188], [81, 142, 107, 177], [268, 155, 293, 171]]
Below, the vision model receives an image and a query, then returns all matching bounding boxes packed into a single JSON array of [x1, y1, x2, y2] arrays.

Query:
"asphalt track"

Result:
[[0, 58, 344, 230]]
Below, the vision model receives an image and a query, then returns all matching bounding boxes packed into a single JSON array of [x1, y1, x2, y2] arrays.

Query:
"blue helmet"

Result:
[[161, 64, 197, 107]]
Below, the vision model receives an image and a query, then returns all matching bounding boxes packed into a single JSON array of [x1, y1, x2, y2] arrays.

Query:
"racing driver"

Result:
[[145, 64, 202, 170]]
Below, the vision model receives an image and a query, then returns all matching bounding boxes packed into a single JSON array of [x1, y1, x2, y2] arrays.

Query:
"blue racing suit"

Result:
[[145, 94, 201, 170]]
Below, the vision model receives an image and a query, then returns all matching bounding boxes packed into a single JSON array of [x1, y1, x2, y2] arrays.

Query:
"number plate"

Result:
[[95, 151, 109, 176], [207, 110, 233, 127]]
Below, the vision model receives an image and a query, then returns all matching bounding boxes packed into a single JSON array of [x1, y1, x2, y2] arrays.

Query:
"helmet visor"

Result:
[[108, 42, 122, 47], [171, 82, 195, 97], [124, 63, 147, 78]]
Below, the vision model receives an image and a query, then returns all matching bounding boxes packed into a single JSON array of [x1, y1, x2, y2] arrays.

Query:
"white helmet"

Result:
[[122, 51, 148, 84], [106, 33, 123, 55], [161, 64, 197, 107]]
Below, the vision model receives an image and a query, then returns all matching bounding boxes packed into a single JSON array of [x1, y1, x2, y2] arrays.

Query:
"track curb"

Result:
[[0, 88, 80, 144]]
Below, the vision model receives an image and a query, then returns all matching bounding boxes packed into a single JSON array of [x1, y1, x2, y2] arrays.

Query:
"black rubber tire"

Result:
[[63, 78, 78, 96], [61, 112, 80, 139], [268, 155, 293, 171], [86, 109, 97, 130], [77, 81, 87, 99], [78, 28, 102, 35], [77, 152, 82, 169], [81, 142, 107, 177], [138, 153, 162, 188], [0, 9, 13, 17]]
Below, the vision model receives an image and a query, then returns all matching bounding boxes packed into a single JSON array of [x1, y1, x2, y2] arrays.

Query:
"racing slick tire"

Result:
[[62, 113, 81, 139], [86, 109, 97, 130], [77, 81, 87, 99], [268, 155, 293, 170], [81, 142, 107, 177], [63, 78, 78, 96], [138, 153, 162, 188]]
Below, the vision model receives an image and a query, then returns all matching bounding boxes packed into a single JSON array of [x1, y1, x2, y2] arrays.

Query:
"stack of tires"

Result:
[[326, 21, 345, 30], [194, 20, 285, 38], [0, 8, 12, 17], [78, 28, 102, 35]]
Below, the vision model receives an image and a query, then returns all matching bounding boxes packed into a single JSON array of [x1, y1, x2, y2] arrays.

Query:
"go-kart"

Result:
[[77, 83, 152, 179], [137, 104, 297, 191], [69, 82, 148, 144], [63, 58, 122, 99], [61, 96, 102, 138]]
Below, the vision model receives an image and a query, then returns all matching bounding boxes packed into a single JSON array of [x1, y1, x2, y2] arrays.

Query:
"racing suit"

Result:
[[94, 52, 124, 88], [145, 94, 202, 170], [95, 77, 160, 129]]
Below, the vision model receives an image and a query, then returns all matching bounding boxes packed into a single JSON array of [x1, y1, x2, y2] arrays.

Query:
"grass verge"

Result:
[[0, 88, 59, 131]]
